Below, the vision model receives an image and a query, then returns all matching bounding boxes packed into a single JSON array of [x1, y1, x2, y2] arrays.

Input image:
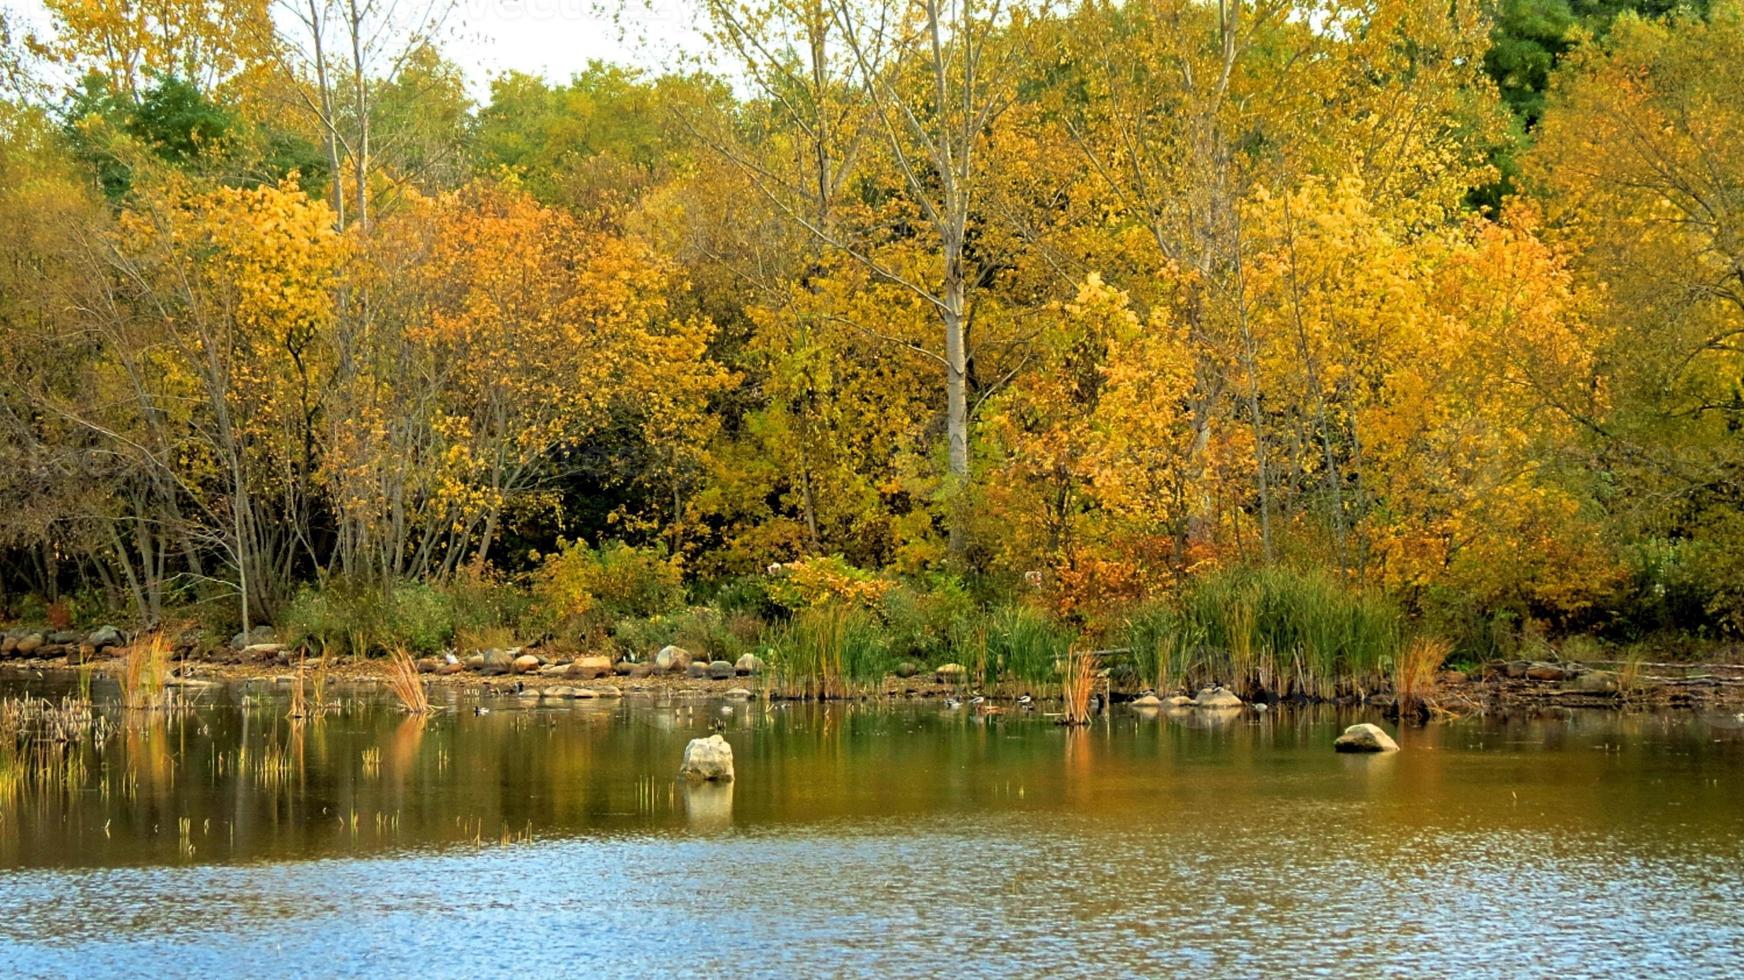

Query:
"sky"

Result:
[[3, 0, 710, 99]]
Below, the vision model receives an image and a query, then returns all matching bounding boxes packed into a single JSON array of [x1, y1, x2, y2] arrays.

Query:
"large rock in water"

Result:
[[679, 734, 735, 781], [655, 645, 692, 673], [1193, 686, 1243, 709], [1334, 723, 1400, 753]]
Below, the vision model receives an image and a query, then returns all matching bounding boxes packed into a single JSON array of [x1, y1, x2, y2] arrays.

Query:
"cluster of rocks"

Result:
[[1, 625, 128, 662], [1128, 685, 1246, 710], [412, 643, 766, 683]]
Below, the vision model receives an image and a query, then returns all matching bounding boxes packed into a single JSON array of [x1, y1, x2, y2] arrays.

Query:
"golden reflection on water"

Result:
[[0, 670, 1740, 870]]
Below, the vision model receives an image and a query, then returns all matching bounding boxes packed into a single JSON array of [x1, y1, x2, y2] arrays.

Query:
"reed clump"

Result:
[[767, 604, 890, 699], [1394, 635, 1453, 720], [384, 647, 431, 714], [120, 634, 174, 711], [1060, 649, 1097, 726], [1171, 566, 1402, 699]]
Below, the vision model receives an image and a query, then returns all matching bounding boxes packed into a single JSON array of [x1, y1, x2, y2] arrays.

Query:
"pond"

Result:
[[1, 671, 1741, 975]]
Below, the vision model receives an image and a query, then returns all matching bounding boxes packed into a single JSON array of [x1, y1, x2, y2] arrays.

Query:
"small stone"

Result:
[[1334, 723, 1400, 753], [935, 663, 966, 683], [437, 662, 466, 676], [723, 687, 752, 700], [614, 660, 636, 676], [416, 658, 440, 674], [1166, 695, 1195, 707], [15, 633, 45, 655], [1525, 663, 1568, 682], [894, 660, 919, 679], [708, 660, 734, 680], [1436, 669, 1467, 686], [512, 653, 542, 675], [628, 663, 654, 679], [655, 645, 692, 672], [734, 653, 764, 676], [593, 685, 622, 698], [573, 687, 600, 699], [687, 661, 708, 679], [1131, 694, 1162, 707], [679, 734, 735, 781], [47, 630, 81, 646]]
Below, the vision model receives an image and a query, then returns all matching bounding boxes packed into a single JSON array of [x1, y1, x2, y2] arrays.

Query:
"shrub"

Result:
[[881, 576, 976, 662], [766, 555, 892, 611], [388, 581, 455, 655], [531, 539, 684, 640]]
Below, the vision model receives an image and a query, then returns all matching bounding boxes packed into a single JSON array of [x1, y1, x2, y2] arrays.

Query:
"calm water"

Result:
[[1, 671, 1741, 976]]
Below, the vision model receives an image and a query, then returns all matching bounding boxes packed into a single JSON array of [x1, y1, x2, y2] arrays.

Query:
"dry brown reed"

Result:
[[1060, 649, 1097, 726], [1395, 635, 1453, 719], [385, 648, 431, 714], [120, 634, 173, 711]]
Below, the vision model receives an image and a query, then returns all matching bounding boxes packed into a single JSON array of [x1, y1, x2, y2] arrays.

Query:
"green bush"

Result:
[[531, 539, 685, 640], [881, 576, 976, 662], [609, 605, 756, 662], [388, 581, 455, 655]]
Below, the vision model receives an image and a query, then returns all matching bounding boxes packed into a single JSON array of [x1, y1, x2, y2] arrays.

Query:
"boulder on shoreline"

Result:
[[679, 734, 735, 781], [935, 663, 966, 683], [735, 653, 764, 676], [1166, 695, 1195, 707], [655, 645, 692, 672], [708, 660, 734, 680], [1334, 723, 1399, 753], [512, 653, 542, 675], [1131, 694, 1162, 707], [88, 625, 125, 649], [567, 655, 613, 679]]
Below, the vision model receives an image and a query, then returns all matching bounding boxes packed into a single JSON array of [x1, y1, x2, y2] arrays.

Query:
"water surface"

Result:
[[1, 672, 1740, 976]]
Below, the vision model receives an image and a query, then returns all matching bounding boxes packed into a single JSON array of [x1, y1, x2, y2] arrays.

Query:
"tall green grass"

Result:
[[766, 604, 893, 699], [978, 605, 1074, 690], [1123, 566, 1403, 698]]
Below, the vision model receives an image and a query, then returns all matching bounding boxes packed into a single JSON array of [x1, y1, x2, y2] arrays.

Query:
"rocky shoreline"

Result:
[[3, 625, 1742, 710]]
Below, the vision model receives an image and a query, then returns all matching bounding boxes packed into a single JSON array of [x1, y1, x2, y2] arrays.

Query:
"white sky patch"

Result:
[[3, 0, 711, 101]]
